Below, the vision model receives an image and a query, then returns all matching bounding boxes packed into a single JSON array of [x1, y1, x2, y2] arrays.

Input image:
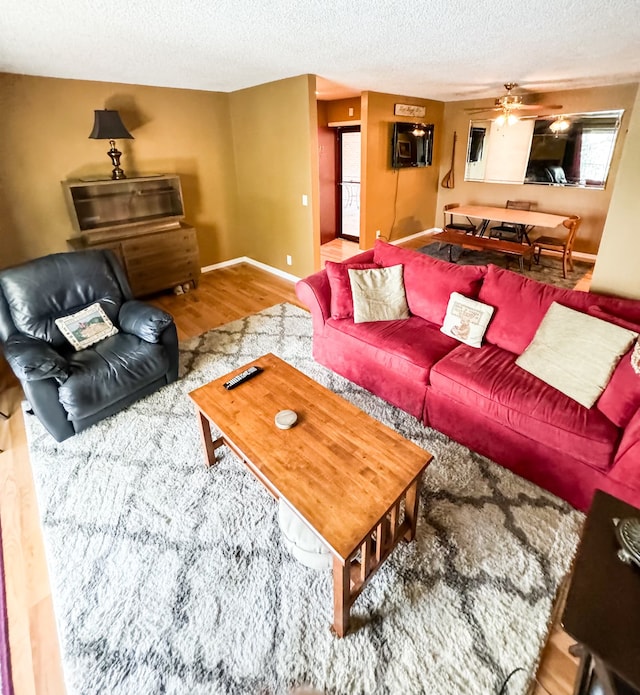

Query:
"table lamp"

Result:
[[88, 109, 134, 180]]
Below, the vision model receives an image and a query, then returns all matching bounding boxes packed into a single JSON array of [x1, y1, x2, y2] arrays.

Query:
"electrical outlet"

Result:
[[286, 255, 292, 266], [301, 194, 308, 206], [375, 230, 381, 239]]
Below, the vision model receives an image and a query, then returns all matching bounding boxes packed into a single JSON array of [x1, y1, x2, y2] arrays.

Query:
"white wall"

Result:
[[591, 87, 640, 298]]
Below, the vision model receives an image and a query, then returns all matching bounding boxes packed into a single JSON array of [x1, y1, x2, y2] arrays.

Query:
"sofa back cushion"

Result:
[[587, 309, 640, 429], [597, 349, 640, 429], [373, 240, 486, 325], [478, 265, 595, 354], [325, 261, 379, 319]]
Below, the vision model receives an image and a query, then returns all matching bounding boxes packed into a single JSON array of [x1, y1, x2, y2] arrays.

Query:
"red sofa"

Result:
[[296, 240, 640, 512]]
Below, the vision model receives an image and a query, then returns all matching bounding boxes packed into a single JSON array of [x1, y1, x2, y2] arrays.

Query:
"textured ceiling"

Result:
[[1, 0, 639, 101]]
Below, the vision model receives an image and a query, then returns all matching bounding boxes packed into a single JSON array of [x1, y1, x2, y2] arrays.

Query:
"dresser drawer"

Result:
[[130, 266, 200, 297], [123, 227, 198, 260], [69, 221, 200, 298]]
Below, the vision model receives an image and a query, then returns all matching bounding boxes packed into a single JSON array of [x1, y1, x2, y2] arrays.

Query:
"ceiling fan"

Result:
[[465, 83, 562, 123]]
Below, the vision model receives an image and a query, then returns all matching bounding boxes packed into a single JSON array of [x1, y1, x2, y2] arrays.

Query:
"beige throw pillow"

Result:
[[348, 265, 410, 324], [55, 303, 119, 351], [516, 302, 638, 408], [440, 292, 494, 348]]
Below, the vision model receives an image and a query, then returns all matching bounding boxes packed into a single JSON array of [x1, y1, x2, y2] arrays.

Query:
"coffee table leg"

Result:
[[332, 555, 350, 638], [196, 411, 224, 467], [404, 477, 421, 542]]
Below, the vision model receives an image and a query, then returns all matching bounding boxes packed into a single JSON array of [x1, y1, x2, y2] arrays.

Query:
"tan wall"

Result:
[[591, 88, 640, 298], [436, 83, 638, 254], [360, 91, 444, 248], [0, 73, 237, 269], [326, 97, 361, 123], [229, 75, 317, 278]]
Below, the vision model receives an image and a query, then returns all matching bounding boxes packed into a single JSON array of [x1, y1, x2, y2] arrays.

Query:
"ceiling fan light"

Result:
[[507, 113, 519, 125], [550, 116, 570, 133], [495, 113, 506, 126]]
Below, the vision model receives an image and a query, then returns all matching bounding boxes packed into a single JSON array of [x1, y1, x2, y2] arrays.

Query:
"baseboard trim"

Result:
[[201, 257, 300, 282], [389, 228, 439, 245]]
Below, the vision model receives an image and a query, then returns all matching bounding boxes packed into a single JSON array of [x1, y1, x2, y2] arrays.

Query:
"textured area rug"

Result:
[[418, 242, 590, 289], [25, 303, 584, 695]]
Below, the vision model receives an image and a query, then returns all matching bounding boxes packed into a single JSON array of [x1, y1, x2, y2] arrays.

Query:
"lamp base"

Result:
[[107, 139, 127, 180]]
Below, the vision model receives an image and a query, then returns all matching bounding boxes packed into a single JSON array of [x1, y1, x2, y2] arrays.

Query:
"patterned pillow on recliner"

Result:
[[55, 303, 118, 351]]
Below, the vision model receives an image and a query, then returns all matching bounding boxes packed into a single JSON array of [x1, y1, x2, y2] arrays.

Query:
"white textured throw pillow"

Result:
[[440, 292, 494, 348], [55, 303, 118, 351], [516, 302, 638, 408], [349, 265, 410, 324]]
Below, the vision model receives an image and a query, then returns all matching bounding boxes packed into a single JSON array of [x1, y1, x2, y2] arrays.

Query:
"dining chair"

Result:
[[443, 203, 477, 234], [533, 215, 582, 278], [489, 200, 533, 241]]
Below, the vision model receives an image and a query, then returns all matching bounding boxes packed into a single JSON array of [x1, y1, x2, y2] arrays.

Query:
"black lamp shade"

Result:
[[88, 110, 134, 140]]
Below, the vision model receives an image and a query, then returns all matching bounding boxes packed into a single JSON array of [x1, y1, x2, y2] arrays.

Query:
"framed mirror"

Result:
[[464, 110, 624, 189]]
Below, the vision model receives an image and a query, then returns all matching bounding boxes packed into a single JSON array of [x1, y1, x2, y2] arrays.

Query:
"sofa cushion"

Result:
[[430, 342, 620, 470], [58, 333, 169, 420], [326, 315, 458, 383], [325, 261, 379, 319], [441, 292, 494, 348], [349, 265, 410, 323], [582, 307, 640, 428], [372, 240, 486, 325], [597, 350, 640, 429], [587, 306, 640, 332], [515, 302, 637, 409], [478, 265, 595, 354]]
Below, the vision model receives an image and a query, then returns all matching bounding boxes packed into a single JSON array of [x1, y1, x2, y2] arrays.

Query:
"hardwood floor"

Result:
[[1, 258, 579, 694]]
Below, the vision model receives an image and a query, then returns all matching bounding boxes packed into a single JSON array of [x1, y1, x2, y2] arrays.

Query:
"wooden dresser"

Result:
[[64, 175, 200, 298]]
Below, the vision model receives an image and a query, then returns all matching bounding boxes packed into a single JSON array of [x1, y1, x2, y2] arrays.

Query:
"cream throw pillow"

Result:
[[516, 302, 638, 408], [440, 292, 494, 348], [55, 303, 119, 351], [348, 264, 410, 324]]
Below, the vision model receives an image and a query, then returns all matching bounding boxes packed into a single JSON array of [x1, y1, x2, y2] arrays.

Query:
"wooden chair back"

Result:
[[443, 203, 460, 225], [442, 203, 477, 234], [563, 215, 581, 252]]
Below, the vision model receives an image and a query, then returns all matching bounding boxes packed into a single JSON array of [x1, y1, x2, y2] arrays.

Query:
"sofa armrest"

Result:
[[296, 271, 331, 334], [295, 249, 376, 333], [119, 301, 174, 343], [3, 334, 69, 383], [609, 407, 640, 489]]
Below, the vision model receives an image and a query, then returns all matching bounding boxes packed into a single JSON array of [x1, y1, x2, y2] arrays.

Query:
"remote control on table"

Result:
[[223, 366, 263, 390]]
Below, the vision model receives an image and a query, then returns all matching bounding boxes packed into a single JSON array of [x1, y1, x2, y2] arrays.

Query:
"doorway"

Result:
[[337, 126, 361, 240]]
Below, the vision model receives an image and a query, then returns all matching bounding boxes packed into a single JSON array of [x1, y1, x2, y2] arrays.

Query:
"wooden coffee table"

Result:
[[188, 353, 432, 637]]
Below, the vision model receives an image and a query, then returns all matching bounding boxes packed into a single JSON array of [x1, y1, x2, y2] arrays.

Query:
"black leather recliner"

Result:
[[0, 250, 179, 442]]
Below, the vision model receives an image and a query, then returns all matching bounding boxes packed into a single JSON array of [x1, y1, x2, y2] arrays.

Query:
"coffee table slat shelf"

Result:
[[189, 353, 432, 637]]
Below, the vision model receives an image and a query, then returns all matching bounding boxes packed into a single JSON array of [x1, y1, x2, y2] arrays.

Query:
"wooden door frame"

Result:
[[336, 126, 361, 242]]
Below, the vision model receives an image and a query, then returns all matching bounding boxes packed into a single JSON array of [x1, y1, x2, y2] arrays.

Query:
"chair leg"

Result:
[[562, 250, 568, 278]]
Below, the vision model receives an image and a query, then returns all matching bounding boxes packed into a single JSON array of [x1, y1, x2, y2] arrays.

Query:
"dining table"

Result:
[[447, 204, 570, 244]]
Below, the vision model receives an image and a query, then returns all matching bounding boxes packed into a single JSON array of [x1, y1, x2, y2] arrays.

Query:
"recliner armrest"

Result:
[[118, 301, 174, 343], [3, 334, 69, 383]]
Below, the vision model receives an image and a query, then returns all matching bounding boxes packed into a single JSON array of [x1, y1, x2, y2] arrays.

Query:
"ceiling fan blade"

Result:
[[516, 103, 563, 110], [464, 107, 499, 113]]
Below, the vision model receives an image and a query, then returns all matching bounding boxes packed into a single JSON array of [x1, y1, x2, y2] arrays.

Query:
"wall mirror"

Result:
[[464, 110, 624, 189]]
